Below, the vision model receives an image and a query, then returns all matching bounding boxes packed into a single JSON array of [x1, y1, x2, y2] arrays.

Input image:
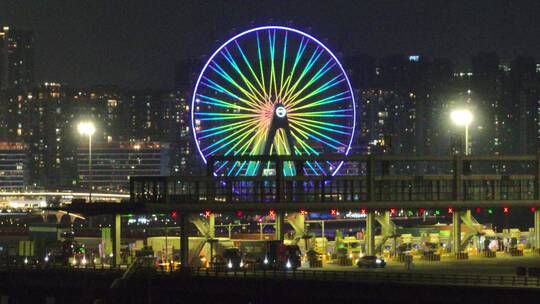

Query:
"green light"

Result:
[[435, 210, 441, 215], [487, 208, 493, 214]]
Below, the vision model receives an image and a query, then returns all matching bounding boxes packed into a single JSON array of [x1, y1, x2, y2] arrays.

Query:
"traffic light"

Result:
[[360, 208, 367, 215], [268, 209, 275, 217], [435, 209, 441, 216], [419, 208, 425, 215], [170, 210, 177, 220], [204, 210, 212, 217], [236, 210, 244, 217], [389, 208, 397, 216], [487, 208, 493, 215], [503, 207, 509, 214], [330, 209, 337, 216], [531, 207, 537, 213], [448, 207, 454, 214], [475, 207, 481, 214], [300, 209, 308, 216]]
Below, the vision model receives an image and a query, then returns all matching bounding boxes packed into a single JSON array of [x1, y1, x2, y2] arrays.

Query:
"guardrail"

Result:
[[180, 267, 540, 289], [0, 263, 128, 273], [2, 263, 540, 288]]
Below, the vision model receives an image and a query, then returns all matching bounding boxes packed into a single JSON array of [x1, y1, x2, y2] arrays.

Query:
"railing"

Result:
[[0, 263, 128, 273], [130, 175, 538, 206], [3, 263, 540, 288], [129, 155, 540, 208], [181, 267, 540, 288]]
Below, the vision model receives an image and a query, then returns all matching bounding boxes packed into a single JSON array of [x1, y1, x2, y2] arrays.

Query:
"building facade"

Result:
[[77, 142, 170, 192], [0, 142, 27, 189], [0, 26, 34, 91]]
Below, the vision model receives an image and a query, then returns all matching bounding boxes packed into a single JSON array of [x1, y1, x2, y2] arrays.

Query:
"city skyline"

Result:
[[1, 0, 540, 89], [2, 5, 540, 190], [2, 4, 540, 303]]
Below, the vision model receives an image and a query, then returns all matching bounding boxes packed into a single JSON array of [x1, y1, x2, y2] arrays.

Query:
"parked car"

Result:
[[357, 255, 386, 268]]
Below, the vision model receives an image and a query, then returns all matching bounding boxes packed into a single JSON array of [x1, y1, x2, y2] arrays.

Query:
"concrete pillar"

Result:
[[381, 211, 391, 236], [41, 211, 49, 223], [55, 213, 63, 224], [460, 210, 480, 251], [462, 210, 471, 224], [275, 212, 284, 241], [535, 210, 540, 253], [189, 214, 215, 239], [376, 211, 396, 237], [208, 213, 215, 239], [180, 213, 189, 269], [112, 214, 121, 266], [366, 212, 375, 256], [286, 212, 305, 244], [452, 211, 462, 254]]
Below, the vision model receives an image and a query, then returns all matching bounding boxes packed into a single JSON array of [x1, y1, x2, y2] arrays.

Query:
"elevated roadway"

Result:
[[56, 154, 540, 267]]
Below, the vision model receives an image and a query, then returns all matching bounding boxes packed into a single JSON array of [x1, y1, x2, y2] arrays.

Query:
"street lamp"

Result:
[[78, 122, 95, 202], [450, 110, 473, 155]]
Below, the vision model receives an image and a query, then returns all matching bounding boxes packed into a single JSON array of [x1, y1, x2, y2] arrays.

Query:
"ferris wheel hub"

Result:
[[275, 105, 287, 118]]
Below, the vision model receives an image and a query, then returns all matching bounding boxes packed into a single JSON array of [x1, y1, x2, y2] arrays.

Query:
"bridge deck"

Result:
[[125, 155, 540, 213]]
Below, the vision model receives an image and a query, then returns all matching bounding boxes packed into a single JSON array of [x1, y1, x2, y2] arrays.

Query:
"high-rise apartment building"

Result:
[[509, 56, 540, 155], [0, 26, 34, 91], [347, 54, 453, 158], [0, 142, 28, 189]]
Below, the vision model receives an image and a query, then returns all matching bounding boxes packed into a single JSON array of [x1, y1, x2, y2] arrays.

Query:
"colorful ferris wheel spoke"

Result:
[[290, 119, 351, 136], [282, 50, 326, 103], [290, 108, 353, 117], [192, 26, 356, 176], [234, 40, 266, 93], [283, 59, 337, 105], [202, 123, 256, 156], [292, 91, 351, 111], [199, 78, 256, 109], [207, 62, 261, 106], [221, 47, 266, 101]]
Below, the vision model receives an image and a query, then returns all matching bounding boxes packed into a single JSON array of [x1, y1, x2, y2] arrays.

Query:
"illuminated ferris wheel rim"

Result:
[[191, 25, 356, 175]]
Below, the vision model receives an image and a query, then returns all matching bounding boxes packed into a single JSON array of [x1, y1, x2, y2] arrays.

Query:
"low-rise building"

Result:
[[77, 142, 169, 192]]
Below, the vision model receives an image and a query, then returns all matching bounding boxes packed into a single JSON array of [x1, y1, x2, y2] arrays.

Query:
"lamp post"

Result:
[[78, 122, 96, 203], [450, 109, 473, 255], [450, 110, 473, 155]]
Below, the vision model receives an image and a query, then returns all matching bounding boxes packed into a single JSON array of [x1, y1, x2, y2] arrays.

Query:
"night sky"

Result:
[[1, 0, 540, 89]]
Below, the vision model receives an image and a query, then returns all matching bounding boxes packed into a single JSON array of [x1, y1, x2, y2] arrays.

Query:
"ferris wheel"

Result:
[[191, 26, 356, 176]]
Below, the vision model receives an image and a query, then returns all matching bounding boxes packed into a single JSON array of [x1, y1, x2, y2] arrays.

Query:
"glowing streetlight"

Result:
[[78, 122, 95, 136], [450, 110, 473, 155], [78, 121, 95, 202]]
